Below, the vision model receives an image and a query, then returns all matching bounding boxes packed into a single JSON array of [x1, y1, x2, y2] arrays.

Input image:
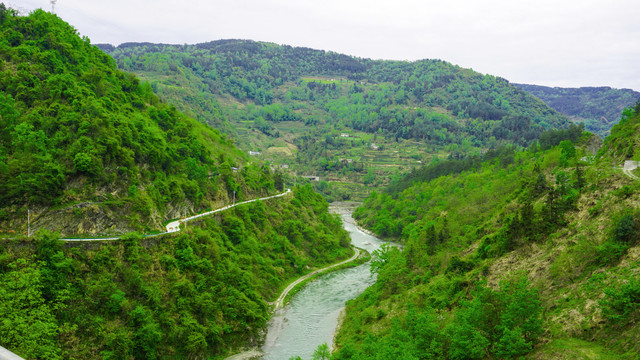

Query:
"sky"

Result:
[[13, 0, 640, 91]]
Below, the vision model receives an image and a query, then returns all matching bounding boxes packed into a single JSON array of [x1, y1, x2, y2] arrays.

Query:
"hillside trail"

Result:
[[164, 188, 291, 233], [61, 189, 291, 241]]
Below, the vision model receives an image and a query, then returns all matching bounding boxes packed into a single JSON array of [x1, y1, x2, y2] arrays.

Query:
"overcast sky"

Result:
[[13, 0, 640, 91]]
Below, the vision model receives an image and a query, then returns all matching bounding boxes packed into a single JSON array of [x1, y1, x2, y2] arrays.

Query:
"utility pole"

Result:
[[233, 190, 236, 205]]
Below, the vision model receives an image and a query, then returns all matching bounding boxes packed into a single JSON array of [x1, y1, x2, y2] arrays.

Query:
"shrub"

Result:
[[600, 275, 640, 323]]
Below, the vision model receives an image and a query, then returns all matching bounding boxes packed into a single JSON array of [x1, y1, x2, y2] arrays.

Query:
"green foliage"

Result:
[[0, 186, 350, 359], [0, 9, 264, 233], [614, 185, 634, 199], [601, 102, 640, 161], [333, 277, 542, 359], [595, 209, 640, 266], [612, 212, 639, 245], [369, 242, 393, 275], [0, 258, 62, 359], [312, 343, 331, 360], [600, 275, 640, 323]]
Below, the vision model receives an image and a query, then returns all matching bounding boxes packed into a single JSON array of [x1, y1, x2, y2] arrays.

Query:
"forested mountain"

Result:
[[332, 103, 640, 358], [0, 8, 286, 236], [0, 7, 352, 359], [515, 84, 640, 138], [98, 40, 571, 198]]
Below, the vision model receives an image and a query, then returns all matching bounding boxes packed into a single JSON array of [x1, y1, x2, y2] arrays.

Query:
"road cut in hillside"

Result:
[[61, 189, 291, 241]]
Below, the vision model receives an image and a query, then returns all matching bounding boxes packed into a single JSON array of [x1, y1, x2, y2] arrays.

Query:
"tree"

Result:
[[74, 152, 94, 174], [370, 243, 392, 275], [0, 259, 62, 359], [312, 343, 331, 360]]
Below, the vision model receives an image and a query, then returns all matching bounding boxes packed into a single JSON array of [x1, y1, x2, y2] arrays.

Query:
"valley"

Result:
[[1, 4, 640, 360], [99, 40, 570, 200]]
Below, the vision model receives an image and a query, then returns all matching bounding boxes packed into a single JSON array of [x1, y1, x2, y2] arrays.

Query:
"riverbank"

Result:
[[281, 246, 370, 307], [223, 246, 369, 360], [225, 203, 382, 360]]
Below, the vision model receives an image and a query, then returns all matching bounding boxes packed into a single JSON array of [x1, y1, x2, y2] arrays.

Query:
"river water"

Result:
[[261, 204, 386, 360]]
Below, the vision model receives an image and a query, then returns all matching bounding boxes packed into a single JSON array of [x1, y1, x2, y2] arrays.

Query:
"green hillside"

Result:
[[0, 186, 351, 359], [98, 40, 570, 199], [0, 7, 353, 359], [515, 84, 640, 138], [0, 8, 286, 236], [599, 102, 640, 163], [332, 104, 640, 359]]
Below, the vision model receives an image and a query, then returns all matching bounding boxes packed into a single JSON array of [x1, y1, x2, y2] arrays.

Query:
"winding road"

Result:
[[225, 245, 362, 360], [273, 246, 360, 309], [62, 189, 291, 242]]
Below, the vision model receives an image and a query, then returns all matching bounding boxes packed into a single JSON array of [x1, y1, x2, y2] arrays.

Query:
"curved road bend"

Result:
[[225, 245, 361, 360], [61, 189, 291, 242], [273, 246, 360, 309]]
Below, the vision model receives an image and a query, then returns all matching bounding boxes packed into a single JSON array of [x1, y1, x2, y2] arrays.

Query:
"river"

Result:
[[260, 203, 386, 360]]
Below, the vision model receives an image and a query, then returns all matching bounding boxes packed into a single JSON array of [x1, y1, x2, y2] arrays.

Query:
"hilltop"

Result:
[[98, 40, 571, 199], [0, 10, 289, 236]]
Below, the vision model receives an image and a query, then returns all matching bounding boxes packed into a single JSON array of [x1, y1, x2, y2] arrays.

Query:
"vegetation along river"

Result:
[[261, 203, 387, 360]]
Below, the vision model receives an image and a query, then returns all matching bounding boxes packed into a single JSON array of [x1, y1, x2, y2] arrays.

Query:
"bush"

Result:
[[600, 275, 640, 323], [612, 212, 639, 245], [595, 241, 627, 266]]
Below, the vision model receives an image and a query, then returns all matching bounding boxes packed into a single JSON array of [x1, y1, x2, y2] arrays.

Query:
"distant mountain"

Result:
[[98, 40, 571, 197], [515, 84, 640, 138]]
